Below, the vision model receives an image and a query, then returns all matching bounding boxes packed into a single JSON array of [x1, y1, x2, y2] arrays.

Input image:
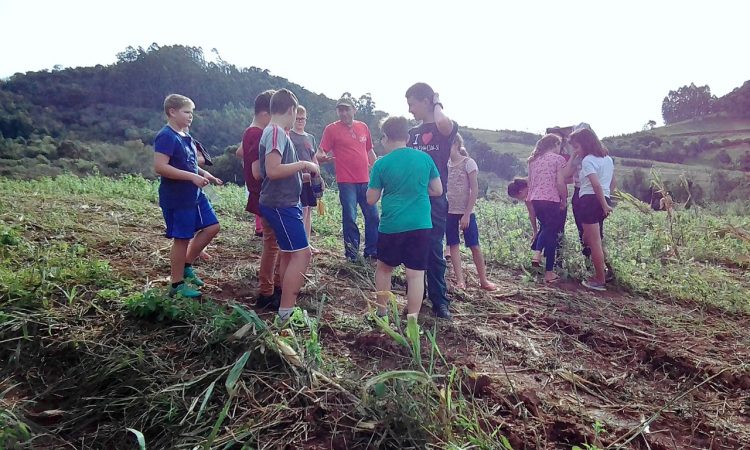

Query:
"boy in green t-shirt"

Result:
[[366, 116, 443, 320]]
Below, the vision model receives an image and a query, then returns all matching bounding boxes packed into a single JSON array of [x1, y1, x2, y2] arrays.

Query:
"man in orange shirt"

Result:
[[317, 97, 379, 262]]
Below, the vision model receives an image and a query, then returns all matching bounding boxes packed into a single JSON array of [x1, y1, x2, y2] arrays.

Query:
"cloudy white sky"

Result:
[[1, 0, 747, 136]]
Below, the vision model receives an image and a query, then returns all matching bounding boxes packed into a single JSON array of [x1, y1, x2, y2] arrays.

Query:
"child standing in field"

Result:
[[153, 94, 222, 298], [288, 105, 321, 251], [258, 89, 320, 322], [367, 116, 443, 320], [445, 133, 496, 291], [526, 134, 568, 283], [568, 127, 615, 291]]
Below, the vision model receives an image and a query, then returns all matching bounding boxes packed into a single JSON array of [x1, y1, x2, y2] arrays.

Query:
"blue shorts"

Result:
[[259, 203, 309, 252], [446, 213, 480, 247], [162, 194, 219, 240]]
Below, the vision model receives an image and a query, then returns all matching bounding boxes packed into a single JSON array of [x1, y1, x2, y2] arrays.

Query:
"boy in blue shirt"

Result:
[[154, 94, 223, 298], [367, 116, 443, 320]]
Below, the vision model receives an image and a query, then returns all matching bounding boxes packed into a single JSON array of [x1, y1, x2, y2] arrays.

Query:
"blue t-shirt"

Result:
[[154, 125, 201, 209]]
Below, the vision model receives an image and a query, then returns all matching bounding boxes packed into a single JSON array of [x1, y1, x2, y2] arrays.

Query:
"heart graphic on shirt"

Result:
[[422, 132, 433, 145]]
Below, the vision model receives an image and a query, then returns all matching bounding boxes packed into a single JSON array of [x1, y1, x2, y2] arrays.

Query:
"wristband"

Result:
[[433, 102, 444, 110]]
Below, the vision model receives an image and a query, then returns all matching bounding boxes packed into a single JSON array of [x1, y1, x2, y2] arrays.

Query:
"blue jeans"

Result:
[[531, 200, 565, 272], [338, 183, 379, 260], [426, 195, 449, 310]]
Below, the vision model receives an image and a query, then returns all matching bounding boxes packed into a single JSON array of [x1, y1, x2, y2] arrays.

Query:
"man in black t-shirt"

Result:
[[405, 82, 458, 320]]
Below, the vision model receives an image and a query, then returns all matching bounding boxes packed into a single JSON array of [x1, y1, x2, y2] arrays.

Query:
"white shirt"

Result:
[[579, 155, 614, 197]]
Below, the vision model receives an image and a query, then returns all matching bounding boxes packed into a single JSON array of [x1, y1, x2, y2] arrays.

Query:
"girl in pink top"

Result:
[[446, 134, 496, 291], [526, 134, 568, 282]]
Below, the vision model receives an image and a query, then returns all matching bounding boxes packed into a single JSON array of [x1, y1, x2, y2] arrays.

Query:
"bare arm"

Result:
[[251, 160, 261, 181], [587, 173, 613, 215], [428, 177, 443, 197], [368, 149, 377, 167], [366, 188, 381, 205], [265, 150, 318, 180], [525, 201, 538, 236], [235, 143, 243, 161], [610, 172, 617, 193], [154, 153, 206, 186], [556, 169, 568, 208], [433, 93, 453, 137]]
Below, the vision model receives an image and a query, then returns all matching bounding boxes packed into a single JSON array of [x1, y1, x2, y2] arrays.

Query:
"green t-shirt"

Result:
[[368, 147, 439, 234]]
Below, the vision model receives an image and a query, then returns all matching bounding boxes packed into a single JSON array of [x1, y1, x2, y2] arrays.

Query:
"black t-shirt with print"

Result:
[[407, 120, 459, 191]]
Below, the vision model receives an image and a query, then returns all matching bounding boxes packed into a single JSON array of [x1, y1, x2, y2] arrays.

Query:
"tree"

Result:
[[642, 119, 657, 131], [661, 83, 716, 124]]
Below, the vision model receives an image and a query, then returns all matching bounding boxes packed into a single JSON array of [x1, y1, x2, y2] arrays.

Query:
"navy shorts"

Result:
[[162, 194, 219, 240], [259, 203, 309, 252], [377, 229, 430, 270], [577, 195, 612, 225], [445, 213, 480, 247]]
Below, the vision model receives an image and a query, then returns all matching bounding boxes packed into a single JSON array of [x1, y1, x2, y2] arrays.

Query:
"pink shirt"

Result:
[[447, 157, 478, 214], [319, 120, 373, 183], [527, 152, 565, 202]]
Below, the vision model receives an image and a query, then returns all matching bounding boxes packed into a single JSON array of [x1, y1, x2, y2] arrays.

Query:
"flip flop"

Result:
[[544, 275, 560, 284], [582, 280, 606, 291]]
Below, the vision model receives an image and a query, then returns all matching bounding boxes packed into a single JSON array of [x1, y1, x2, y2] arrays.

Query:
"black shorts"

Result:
[[577, 194, 612, 225], [300, 182, 317, 207], [377, 229, 430, 270]]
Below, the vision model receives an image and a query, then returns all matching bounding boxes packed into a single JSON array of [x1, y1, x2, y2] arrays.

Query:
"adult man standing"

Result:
[[317, 97, 379, 262], [405, 83, 458, 320]]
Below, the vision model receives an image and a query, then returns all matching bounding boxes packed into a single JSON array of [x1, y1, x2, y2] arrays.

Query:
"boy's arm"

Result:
[[366, 188, 381, 205], [433, 93, 454, 137], [251, 160, 261, 181], [428, 177, 443, 197], [265, 150, 318, 180], [461, 169, 479, 229], [154, 153, 208, 187]]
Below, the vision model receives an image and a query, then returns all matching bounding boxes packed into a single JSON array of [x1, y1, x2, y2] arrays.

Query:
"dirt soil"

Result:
[[11, 197, 750, 449]]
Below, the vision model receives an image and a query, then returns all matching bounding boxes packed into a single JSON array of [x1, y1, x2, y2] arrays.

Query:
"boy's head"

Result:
[[253, 89, 275, 127], [380, 116, 410, 151], [270, 89, 299, 128], [335, 96, 356, 126], [405, 82, 435, 121], [294, 105, 307, 131], [164, 94, 195, 129]]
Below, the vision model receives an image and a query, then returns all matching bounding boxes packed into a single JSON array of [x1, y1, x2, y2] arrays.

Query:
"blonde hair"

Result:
[[296, 105, 307, 115], [163, 94, 194, 117], [380, 116, 410, 141], [527, 133, 561, 162], [453, 133, 468, 156]]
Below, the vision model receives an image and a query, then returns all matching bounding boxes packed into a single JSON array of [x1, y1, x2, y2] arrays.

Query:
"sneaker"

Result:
[[169, 282, 201, 298], [184, 266, 205, 287], [256, 293, 279, 310], [433, 304, 452, 321], [582, 280, 606, 291]]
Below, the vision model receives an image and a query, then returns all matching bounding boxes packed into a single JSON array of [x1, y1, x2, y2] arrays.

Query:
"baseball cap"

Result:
[[336, 97, 355, 108]]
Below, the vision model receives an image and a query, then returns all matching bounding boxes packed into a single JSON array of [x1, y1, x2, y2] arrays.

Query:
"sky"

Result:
[[1, 0, 748, 137]]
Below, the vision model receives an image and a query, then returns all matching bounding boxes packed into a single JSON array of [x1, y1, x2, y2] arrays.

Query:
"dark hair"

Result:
[[270, 88, 299, 115], [380, 116, 410, 141], [405, 82, 434, 101], [507, 177, 528, 198], [254, 90, 275, 114], [569, 128, 606, 157]]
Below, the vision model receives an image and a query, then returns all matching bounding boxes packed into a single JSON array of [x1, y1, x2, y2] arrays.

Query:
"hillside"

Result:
[[1, 176, 749, 448]]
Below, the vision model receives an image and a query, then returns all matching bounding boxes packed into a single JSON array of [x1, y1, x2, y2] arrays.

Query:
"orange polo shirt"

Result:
[[319, 120, 373, 183]]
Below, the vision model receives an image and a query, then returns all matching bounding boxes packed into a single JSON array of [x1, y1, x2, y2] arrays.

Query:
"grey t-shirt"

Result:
[[259, 124, 302, 207], [288, 130, 317, 163]]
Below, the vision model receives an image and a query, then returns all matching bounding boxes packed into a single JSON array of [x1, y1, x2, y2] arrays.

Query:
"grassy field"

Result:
[[1, 175, 749, 449]]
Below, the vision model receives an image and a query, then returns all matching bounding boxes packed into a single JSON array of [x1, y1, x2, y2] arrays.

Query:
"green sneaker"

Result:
[[169, 282, 201, 298], [184, 266, 205, 287]]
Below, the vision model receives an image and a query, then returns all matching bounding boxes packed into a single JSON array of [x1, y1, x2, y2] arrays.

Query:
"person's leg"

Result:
[[533, 201, 559, 281], [338, 183, 360, 261], [583, 222, 606, 284], [572, 188, 588, 256], [255, 214, 263, 235], [469, 246, 496, 290], [357, 183, 380, 258], [303, 206, 312, 242], [404, 268, 425, 315], [170, 239, 190, 284], [259, 217, 279, 297], [186, 223, 220, 263], [426, 196, 449, 316], [374, 261, 394, 316], [445, 214, 463, 288]]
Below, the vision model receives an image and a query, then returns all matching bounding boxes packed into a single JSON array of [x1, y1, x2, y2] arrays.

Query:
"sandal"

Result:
[[544, 275, 560, 284], [582, 280, 606, 291]]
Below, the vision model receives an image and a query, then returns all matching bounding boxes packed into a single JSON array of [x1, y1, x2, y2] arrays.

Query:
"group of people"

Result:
[[153, 83, 498, 323], [506, 124, 616, 291]]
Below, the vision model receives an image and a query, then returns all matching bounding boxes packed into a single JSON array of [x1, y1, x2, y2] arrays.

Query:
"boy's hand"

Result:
[[191, 173, 210, 188], [317, 152, 335, 164], [433, 92, 441, 106], [302, 173, 312, 183], [460, 213, 470, 230], [304, 161, 320, 176], [205, 172, 223, 186]]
